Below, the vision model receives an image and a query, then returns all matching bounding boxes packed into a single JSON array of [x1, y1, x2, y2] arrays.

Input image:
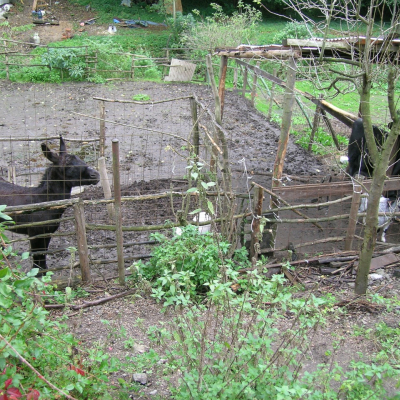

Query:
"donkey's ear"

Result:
[[59, 136, 67, 155], [41, 143, 60, 163]]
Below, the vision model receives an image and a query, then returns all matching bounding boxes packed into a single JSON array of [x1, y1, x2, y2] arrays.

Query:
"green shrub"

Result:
[[273, 21, 311, 44], [0, 206, 125, 399], [138, 225, 249, 304], [181, 1, 262, 57]]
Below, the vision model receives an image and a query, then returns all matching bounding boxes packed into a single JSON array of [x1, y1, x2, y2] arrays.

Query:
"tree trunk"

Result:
[[355, 72, 399, 294]]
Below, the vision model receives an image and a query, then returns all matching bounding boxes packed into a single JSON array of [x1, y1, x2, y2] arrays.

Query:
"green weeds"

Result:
[[0, 207, 129, 399]]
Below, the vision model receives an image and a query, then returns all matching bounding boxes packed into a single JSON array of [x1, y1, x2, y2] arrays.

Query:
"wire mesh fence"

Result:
[[0, 77, 385, 282]]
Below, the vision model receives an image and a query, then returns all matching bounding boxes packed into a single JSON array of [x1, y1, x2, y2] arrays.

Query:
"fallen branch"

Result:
[[45, 288, 136, 310]]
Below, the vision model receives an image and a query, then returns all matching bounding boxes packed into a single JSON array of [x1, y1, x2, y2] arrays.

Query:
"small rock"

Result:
[[375, 269, 390, 279], [133, 343, 149, 354], [369, 273, 383, 282], [157, 358, 168, 365], [132, 373, 148, 385], [149, 390, 158, 395]]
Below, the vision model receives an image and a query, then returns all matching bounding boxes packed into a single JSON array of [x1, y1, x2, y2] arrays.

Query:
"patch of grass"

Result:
[[132, 93, 150, 101], [293, 127, 348, 155], [69, 0, 166, 25], [11, 23, 35, 33]]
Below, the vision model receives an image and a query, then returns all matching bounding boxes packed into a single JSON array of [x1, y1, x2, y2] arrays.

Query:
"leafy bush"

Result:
[[273, 21, 312, 44], [0, 207, 124, 399], [180, 2, 262, 56], [148, 268, 399, 399], [41, 47, 88, 80], [166, 12, 196, 47], [138, 225, 249, 304]]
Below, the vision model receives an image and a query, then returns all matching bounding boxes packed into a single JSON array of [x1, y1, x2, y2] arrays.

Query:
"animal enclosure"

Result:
[[1, 80, 397, 281]]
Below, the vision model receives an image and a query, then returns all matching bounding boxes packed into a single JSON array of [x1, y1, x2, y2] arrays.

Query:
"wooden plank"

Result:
[[284, 38, 351, 49], [272, 177, 400, 201], [215, 49, 302, 59], [369, 253, 399, 270]]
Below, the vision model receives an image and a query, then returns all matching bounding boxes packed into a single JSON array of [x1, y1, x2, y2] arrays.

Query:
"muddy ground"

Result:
[[1, 2, 400, 398], [0, 78, 338, 276]]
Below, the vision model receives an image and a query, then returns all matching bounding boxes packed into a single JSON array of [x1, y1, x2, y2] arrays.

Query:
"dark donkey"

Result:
[[0, 136, 100, 273]]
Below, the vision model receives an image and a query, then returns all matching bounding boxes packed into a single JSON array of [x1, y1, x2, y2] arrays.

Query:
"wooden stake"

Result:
[[190, 97, 199, 157], [309, 94, 323, 152], [99, 100, 106, 157], [250, 186, 264, 260], [270, 57, 297, 251], [345, 185, 362, 250], [218, 55, 228, 119], [242, 67, 248, 97], [206, 54, 220, 172], [272, 58, 297, 191], [267, 68, 278, 120], [251, 61, 259, 106], [73, 199, 91, 282], [98, 157, 115, 221], [112, 139, 125, 285]]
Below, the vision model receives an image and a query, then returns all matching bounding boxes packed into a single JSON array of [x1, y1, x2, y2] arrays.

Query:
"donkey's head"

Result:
[[41, 136, 100, 188]]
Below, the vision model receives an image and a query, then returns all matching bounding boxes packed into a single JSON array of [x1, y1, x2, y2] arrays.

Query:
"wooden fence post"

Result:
[[8, 166, 16, 185], [251, 61, 259, 106], [4, 40, 9, 80], [272, 58, 297, 190], [218, 55, 228, 118], [233, 67, 238, 90], [250, 186, 264, 261], [130, 55, 135, 79], [267, 68, 278, 120], [242, 67, 248, 98], [345, 185, 362, 250], [98, 156, 115, 221], [270, 58, 297, 250], [190, 97, 199, 157], [99, 100, 106, 157], [112, 139, 125, 285], [309, 94, 323, 152], [73, 198, 91, 282], [205, 54, 220, 173]]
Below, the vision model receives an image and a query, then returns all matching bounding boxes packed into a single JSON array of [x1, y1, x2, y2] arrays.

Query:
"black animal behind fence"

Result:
[[0, 136, 100, 272], [347, 118, 400, 179]]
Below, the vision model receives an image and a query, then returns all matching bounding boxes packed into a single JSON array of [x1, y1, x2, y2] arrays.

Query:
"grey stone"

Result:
[[134, 343, 149, 354], [132, 373, 148, 385]]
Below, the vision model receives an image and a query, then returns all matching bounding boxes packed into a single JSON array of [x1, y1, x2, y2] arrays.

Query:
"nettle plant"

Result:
[[138, 225, 249, 307], [148, 269, 399, 399], [0, 206, 123, 399]]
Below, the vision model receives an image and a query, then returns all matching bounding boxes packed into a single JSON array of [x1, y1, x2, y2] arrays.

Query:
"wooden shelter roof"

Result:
[[214, 36, 400, 61]]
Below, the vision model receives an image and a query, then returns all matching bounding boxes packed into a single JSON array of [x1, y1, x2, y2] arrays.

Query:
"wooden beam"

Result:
[[284, 38, 352, 49], [214, 49, 302, 59], [272, 177, 400, 202]]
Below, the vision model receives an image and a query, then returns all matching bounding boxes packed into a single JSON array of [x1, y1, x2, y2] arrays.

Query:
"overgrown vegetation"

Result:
[[134, 225, 250, 305], [127, 231, 400, 399], [0, 207, 128, 399], [180, 2, 262, 55]]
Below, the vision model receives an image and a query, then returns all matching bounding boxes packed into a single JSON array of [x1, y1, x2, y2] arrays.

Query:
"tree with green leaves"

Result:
[[254, 0, 400, 294]]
